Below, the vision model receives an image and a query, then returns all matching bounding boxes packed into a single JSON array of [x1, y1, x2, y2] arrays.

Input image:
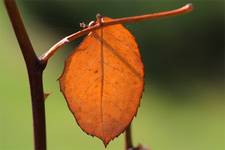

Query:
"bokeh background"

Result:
[[0, 0, 224, 150]]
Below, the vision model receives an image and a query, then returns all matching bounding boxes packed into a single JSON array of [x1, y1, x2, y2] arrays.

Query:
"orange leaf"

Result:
[[59, 17, 144, 146]]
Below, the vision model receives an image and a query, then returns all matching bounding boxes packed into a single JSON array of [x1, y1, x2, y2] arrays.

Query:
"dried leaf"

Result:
[[59, 17, 144, 146]]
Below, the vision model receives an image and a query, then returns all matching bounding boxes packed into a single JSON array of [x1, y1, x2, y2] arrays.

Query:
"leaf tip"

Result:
[[102, 139, 110, 148], [99, 136, 112, 148]]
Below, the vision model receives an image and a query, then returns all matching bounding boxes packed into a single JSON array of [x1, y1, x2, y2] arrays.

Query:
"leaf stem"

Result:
[[40, 3, 193, 64], [4, 0, 47, 150]]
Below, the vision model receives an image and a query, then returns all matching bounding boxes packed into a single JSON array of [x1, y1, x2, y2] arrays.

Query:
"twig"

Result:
[[40, 3, 193, 63], [125, 125, 133, 149], [4, 0, 47, 150]]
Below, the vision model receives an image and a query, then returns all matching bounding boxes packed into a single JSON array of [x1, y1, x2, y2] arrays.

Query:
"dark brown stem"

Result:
[[125, 124, 133, 150], [125, 125, 149, 150], [4, 0, 47, 150]]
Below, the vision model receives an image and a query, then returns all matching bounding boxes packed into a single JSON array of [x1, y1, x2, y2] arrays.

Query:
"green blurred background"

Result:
[[0, 0, 224, 150]]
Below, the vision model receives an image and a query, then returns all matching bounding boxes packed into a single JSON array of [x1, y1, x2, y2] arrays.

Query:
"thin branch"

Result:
[[125, 125, 133, 150], [40, 3, 193, 63], [4, 0, 39, 67], [125, 125, 150, 150], [4, 0, 47, 150]]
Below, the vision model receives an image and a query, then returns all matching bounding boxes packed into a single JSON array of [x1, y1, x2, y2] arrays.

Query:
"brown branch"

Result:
[[40, 3, 193, 63], [125, 125, 133, 149], [125, 125, 149, 150], [4, 0, 47, 150]]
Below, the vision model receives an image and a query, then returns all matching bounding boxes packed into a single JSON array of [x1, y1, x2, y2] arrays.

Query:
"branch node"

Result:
[[80, 22, 87, 28], [96, 13, 104, 25], [88, 21, 95, 27]]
